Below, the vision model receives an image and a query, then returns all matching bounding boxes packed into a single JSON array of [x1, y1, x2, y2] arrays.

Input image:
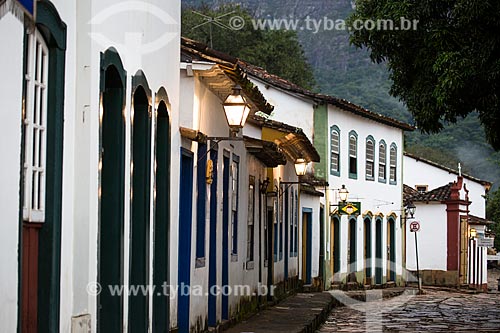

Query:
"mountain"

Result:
[[182, 0, 500, 190]]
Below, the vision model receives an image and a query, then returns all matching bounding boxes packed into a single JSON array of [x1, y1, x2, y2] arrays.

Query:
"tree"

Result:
[[182, 3, 315, 89], [487, 188, 500, 250], [348, 0, 500, 150]]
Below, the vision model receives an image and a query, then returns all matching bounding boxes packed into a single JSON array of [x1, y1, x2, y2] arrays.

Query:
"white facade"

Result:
[[0, 11, 24, 332], [325, 105, 405, 284], [1, 0, 181, 331], [404, 154, 490, 217], [406, 203, 448, 271]]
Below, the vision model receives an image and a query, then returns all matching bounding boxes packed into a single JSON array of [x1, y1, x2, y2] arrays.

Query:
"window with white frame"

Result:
[[348, 131, 358, 178], [23, 30, 49, 223], [365, 137, 375, 180], [378, 141, 387, 182], [389, 144, 397, 184], [330, 126, 340, 175]]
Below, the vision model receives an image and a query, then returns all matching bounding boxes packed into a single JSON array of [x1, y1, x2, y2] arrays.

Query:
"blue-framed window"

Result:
[[279, 188, 283, 261], [246, 176, 255, 265], [294, 191, 298, 256], [274, 196, 278, 262], [365, 136, 375, 181], [348, 130, 358, 179], [330, 125, 340, 176], [289, 188, 295, 257], [195, 142, 207, 262], [231, 154, 239, 256], [389, 143, 397, 185], [378, 140, 387, 183]]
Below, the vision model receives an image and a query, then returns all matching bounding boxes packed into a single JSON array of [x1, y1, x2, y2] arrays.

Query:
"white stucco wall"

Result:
[[0, 12, 24, 333], [66, 0, 181, 331], [404, 155, 488, 217], [248, 77, 316, 142], [406, 203, 448, 271], [327, 105, 405, 281]]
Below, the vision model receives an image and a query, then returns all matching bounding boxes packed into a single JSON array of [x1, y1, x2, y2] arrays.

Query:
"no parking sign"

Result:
[[409, 221, 420, 232]]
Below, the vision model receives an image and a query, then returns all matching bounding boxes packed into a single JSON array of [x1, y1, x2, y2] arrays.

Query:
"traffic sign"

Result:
[[409, 221, 420, 232], [477, 237, 494, 248]]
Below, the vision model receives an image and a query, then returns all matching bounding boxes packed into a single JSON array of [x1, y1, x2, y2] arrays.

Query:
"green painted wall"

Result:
[[313, 103, 328, 180]]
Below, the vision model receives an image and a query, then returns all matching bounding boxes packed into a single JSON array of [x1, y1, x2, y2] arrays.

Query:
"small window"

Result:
[[365, 137, 375, 180], [389, 144, 397, 184], [330, 126, 340, 176], [416, 185, 428, 193], [349, 131, 357, 179], [378, 141, 386, 183], [23, 30, 49, 223]]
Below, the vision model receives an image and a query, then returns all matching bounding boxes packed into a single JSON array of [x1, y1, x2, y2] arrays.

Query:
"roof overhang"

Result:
[[248, 115, 320, 163], [244, 136, 287, 167]]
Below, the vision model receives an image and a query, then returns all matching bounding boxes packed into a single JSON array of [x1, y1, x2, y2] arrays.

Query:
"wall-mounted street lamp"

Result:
[[278, 159, 310, 194], [470, 227, 477, 239], [293, 158, 308, 177], [400, 201, 416, 227], [329, 184, 349, 215], [218, 85, 251, 139]]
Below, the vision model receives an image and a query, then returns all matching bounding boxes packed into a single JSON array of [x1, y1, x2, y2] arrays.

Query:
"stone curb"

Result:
[[221, 288, 415, 333]]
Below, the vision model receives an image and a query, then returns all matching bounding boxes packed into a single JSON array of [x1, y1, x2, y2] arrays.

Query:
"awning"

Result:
[[248, 115, 320, 163], [244, 136, 286, 167]]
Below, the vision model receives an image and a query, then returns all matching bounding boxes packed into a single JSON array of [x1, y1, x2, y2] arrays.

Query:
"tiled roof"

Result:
[[469, 215, 495, 225], [404, 152, 492, 187], [405, 183, 452, 203], [241, 63, 415, 131], [181, 37, 414, 131], [181, 37, 274, 115]]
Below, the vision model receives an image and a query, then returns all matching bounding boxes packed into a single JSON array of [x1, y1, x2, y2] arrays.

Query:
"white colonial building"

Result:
[[404, 152, 493, 290], [1, 0, 181, 331], [241, 61, 414, 289]]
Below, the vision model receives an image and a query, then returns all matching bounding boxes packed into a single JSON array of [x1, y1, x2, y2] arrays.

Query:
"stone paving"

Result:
[[319, 289, 500, 332]]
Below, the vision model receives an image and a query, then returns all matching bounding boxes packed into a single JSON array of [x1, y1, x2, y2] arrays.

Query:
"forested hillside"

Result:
[[182, 0, 500, 189]]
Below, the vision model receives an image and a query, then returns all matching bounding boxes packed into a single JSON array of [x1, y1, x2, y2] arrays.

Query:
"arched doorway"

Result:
[[98, 48, 126, 332], [129, 72, 152, 332], [331, 215, 341, 281], [387, 217, 396, 282], [375, 217, 383, 285], [364, 216, 372, 284], [152, 90, 171, 332], [348, 217, 357, 275]]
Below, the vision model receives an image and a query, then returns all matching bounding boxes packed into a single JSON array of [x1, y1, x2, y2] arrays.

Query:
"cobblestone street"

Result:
[[319, 289, 500, 332]]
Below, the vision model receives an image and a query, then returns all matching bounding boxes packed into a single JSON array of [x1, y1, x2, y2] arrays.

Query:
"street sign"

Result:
[[487, 254, 500, 261], [409, 221, 420, 232], [339, 202, 361, 215], [477, 237, 494, 248]]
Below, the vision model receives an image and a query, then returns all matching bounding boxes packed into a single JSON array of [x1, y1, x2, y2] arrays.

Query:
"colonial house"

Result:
[[179, 38, 321, 331], [1, 0, 181, 331], [403, 153, 493, 290], [240, 61, 414, 289]]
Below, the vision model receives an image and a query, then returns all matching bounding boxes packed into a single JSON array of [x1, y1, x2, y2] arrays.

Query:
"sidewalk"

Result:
[[224, 288, 410, 333]]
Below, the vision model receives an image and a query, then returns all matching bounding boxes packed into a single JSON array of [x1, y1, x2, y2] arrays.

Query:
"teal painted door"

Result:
[[129, 86, 151, 332], [178, 149, 194, 332], [302, 209, 313, 284], [152, 101, 170, 332], [99, 65, 125, 332], [375, 219, 383, 284], [349, 218, 357, 273], [364, 217, 372, 281], [333, 217, 340, 276]]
